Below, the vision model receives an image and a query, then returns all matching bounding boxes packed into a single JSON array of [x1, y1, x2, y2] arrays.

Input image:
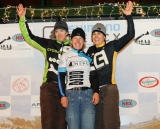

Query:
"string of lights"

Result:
[[0, 2, 160, 23]]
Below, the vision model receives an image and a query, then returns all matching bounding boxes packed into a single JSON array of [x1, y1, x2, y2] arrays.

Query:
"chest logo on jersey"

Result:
[[49, 57, 60, 64], [58, 46, 71, 59], [68, 61, 89, 67], [93, 50, 109, 69]]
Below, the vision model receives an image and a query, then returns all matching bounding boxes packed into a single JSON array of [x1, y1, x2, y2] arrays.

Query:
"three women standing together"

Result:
[[18, 1, 135, 129]]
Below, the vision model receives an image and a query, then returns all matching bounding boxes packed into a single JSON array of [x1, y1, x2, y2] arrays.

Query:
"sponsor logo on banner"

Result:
[[12, 77, 29, 93], [134, 31, 160, 46], [12, 34, 24, 42], [31, 100, 40, 108], [31, 97, 41, 116], [0, 101, 10, 110], [135, 39, 160, 46], [119, 99, 137, 108], [68, 24, 120, 33], [151, 29, 160, 37], [139, 76, 159, 88], [0, 27, 33, 58]]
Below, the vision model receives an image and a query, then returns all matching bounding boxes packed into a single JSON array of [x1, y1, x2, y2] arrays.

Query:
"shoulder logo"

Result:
[[139, 76, 159, 88], [12, 34, 24, 42], [0, 101, 10, 110], [119, 99, 137, 108], [151, 29, 160, 37]]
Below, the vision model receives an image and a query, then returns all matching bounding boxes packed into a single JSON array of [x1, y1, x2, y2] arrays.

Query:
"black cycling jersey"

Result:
[[87, 15, 135, 86], [19, 17, 71, 83]]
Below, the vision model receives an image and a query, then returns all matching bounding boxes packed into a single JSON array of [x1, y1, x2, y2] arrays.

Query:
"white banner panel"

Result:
[[31, 95, 41, 116], [158, 93, 160, 113], [0, 26, 34, 58], [0, 18, 160, 128], [119, 93, 138, 115], [138, 72, 159, 93], [0, 96, 11, 116], [10, 75, 31, 95], [133, 20, 160, 54]]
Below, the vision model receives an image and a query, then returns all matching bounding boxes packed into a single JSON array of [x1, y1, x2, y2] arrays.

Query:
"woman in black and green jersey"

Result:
[[17, 4, 71, 129]]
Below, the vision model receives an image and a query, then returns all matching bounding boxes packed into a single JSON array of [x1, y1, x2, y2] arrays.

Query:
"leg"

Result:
[[56, 85, 67, 129], [40, 82, 67, 129], [66, 90, 80, 129], [57, 102, 67, 129], [40, 82, 56, 129], [102, 84, 120, 129], [95, 94, 104, 129], [81, 89, 95, 129]]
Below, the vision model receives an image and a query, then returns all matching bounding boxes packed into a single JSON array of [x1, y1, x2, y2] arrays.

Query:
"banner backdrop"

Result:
[[0, 18, 160, 129]]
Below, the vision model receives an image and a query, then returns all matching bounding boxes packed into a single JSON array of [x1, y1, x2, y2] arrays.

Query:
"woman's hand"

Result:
[[61, 97, 68, 108], [92, 93, 100, 105], [122, 1, 133, 16], [17, 4, 26, 18]]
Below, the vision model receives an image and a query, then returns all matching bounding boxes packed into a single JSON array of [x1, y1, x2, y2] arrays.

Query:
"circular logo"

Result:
[[12, 77, 29, 93], [139, 76, 159, 88]]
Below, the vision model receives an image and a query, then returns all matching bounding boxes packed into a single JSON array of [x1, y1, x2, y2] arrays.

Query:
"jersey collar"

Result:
[[56, 39, 70, 45], [96, 42, 105, 48]]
